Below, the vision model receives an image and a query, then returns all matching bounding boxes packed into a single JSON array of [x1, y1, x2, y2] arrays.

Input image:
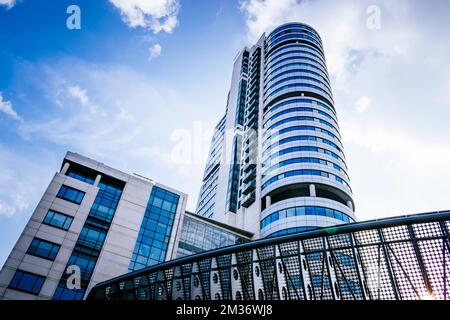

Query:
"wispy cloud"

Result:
[[0, 92, 22, 121], [149, 43, 162, 60], [15, 58, 210, 211], [0, 0, 16, 9], [109, 0, 180, 33], [68, 85, 89, 105], [0, 144, 54, 217], [355, 96, 371, 113]]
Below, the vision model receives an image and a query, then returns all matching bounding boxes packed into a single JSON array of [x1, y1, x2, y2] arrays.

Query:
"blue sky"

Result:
[[1, 0, 450, 267]]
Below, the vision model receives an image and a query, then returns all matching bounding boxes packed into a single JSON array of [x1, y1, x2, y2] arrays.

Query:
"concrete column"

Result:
[[60, 162, 70, 175], [309, 184, 316, 197], [266, 196, 271, 207], [347, 201, 354, 211], [94, 174, 102, 187]]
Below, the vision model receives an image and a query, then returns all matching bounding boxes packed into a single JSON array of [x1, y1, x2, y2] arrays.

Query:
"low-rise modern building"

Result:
[[0, 152, 248, 300]]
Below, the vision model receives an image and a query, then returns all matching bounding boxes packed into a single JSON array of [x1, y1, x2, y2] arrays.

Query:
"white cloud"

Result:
[[0, 0, 15, 9], [0, 92, 22, 121], [0, 144, 54, 217], [149, 44, 162, 60], [355, 96, 371, 113], [109, 0, 180, 33], [68, 85, 89, 105], [16, 59, 212, 212]]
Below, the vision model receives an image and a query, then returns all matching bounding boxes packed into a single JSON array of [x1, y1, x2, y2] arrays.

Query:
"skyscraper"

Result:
[[196, 22, 356, 238]]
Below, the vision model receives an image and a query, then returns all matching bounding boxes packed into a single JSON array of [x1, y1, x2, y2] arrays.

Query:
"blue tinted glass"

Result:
[[27, 238, 60, 261], [129, 186, 180, 272], [57, 186, 84, 204], [335, 211, 343, 221], [9, 271, 45, 295], [316, 207, 326, 216], [286, 208, 296, 217], [325, 208, 334, 218], [306, 207, 315, 215], [296, 207, 306, 216]]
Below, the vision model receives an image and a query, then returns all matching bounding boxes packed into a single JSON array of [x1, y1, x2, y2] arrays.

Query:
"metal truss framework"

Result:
[[88, 211, 450, 300]]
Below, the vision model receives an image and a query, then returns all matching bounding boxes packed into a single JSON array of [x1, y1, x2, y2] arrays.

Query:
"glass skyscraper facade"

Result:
[[196, 22, 356, 238]]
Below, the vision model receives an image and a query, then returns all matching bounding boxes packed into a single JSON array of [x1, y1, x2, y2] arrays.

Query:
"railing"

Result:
[[87, 211, 450, 300]]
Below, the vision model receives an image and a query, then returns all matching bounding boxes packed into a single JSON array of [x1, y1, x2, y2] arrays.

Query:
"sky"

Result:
[[1, 0, 450, 267]]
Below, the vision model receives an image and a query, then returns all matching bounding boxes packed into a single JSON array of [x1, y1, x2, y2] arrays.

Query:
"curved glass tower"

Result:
[[196, 22, 356, 239], [259, 23, 355, 237]]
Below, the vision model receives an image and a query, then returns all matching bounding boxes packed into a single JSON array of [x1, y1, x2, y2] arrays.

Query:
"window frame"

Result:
[[42, 210, 74, 231], [56, 185, 85, 205], [8, 270, 46, 295], [26, 238, 61, 261]]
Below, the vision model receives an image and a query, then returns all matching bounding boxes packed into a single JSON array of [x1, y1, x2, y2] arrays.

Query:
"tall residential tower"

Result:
[[196, 23, 356, 238]]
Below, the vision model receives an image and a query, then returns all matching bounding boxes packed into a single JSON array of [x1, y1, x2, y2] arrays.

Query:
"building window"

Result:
[[53, 177, 124, 301], [78, 225, 107, 251], [66, 164, 97, 185], [27, 238, 60, 261], [129, 186, 180, 272], [43, 210, 73, 231], [53, 282, 85, 300], [57, 185, 85, 204], [8, 270, 45, 295]]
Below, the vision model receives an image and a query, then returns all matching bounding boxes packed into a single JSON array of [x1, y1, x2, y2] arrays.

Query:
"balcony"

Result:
[[241, 191, 256, 208]]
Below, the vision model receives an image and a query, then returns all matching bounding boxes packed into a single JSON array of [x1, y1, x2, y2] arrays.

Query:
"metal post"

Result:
[[378, 229, 400, 300], [407, 225, 433, 297]]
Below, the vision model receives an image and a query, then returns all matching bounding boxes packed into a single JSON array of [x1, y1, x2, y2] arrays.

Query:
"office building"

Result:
[[0, 152, 245, 300], [196, 22, 356, 238]]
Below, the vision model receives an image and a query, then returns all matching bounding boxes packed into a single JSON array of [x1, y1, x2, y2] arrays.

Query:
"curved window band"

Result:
[[268, 115, 338, 133], [264, 106, 338, 126], [260, 206, 354, 230], [266, 226, 318, 238], [265, 83, 333, 104], [265, 69, 331, 91], [264, 62, 327, 82], [265, 98, 336, 116], [267, 34, 322, 51], [266, 42, 325, 62], [261, 168, 351, 191], [265, 75, 332, 97], [264, 135, 342, 154], [265, 146, 347, 169], [265, 55, 328, 75], [266, 47, 327, 67], [268, 24, 321, 41], [262, 156, 349, 180], [267, 27, 321, 45], [266, 125, 340, 143]]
